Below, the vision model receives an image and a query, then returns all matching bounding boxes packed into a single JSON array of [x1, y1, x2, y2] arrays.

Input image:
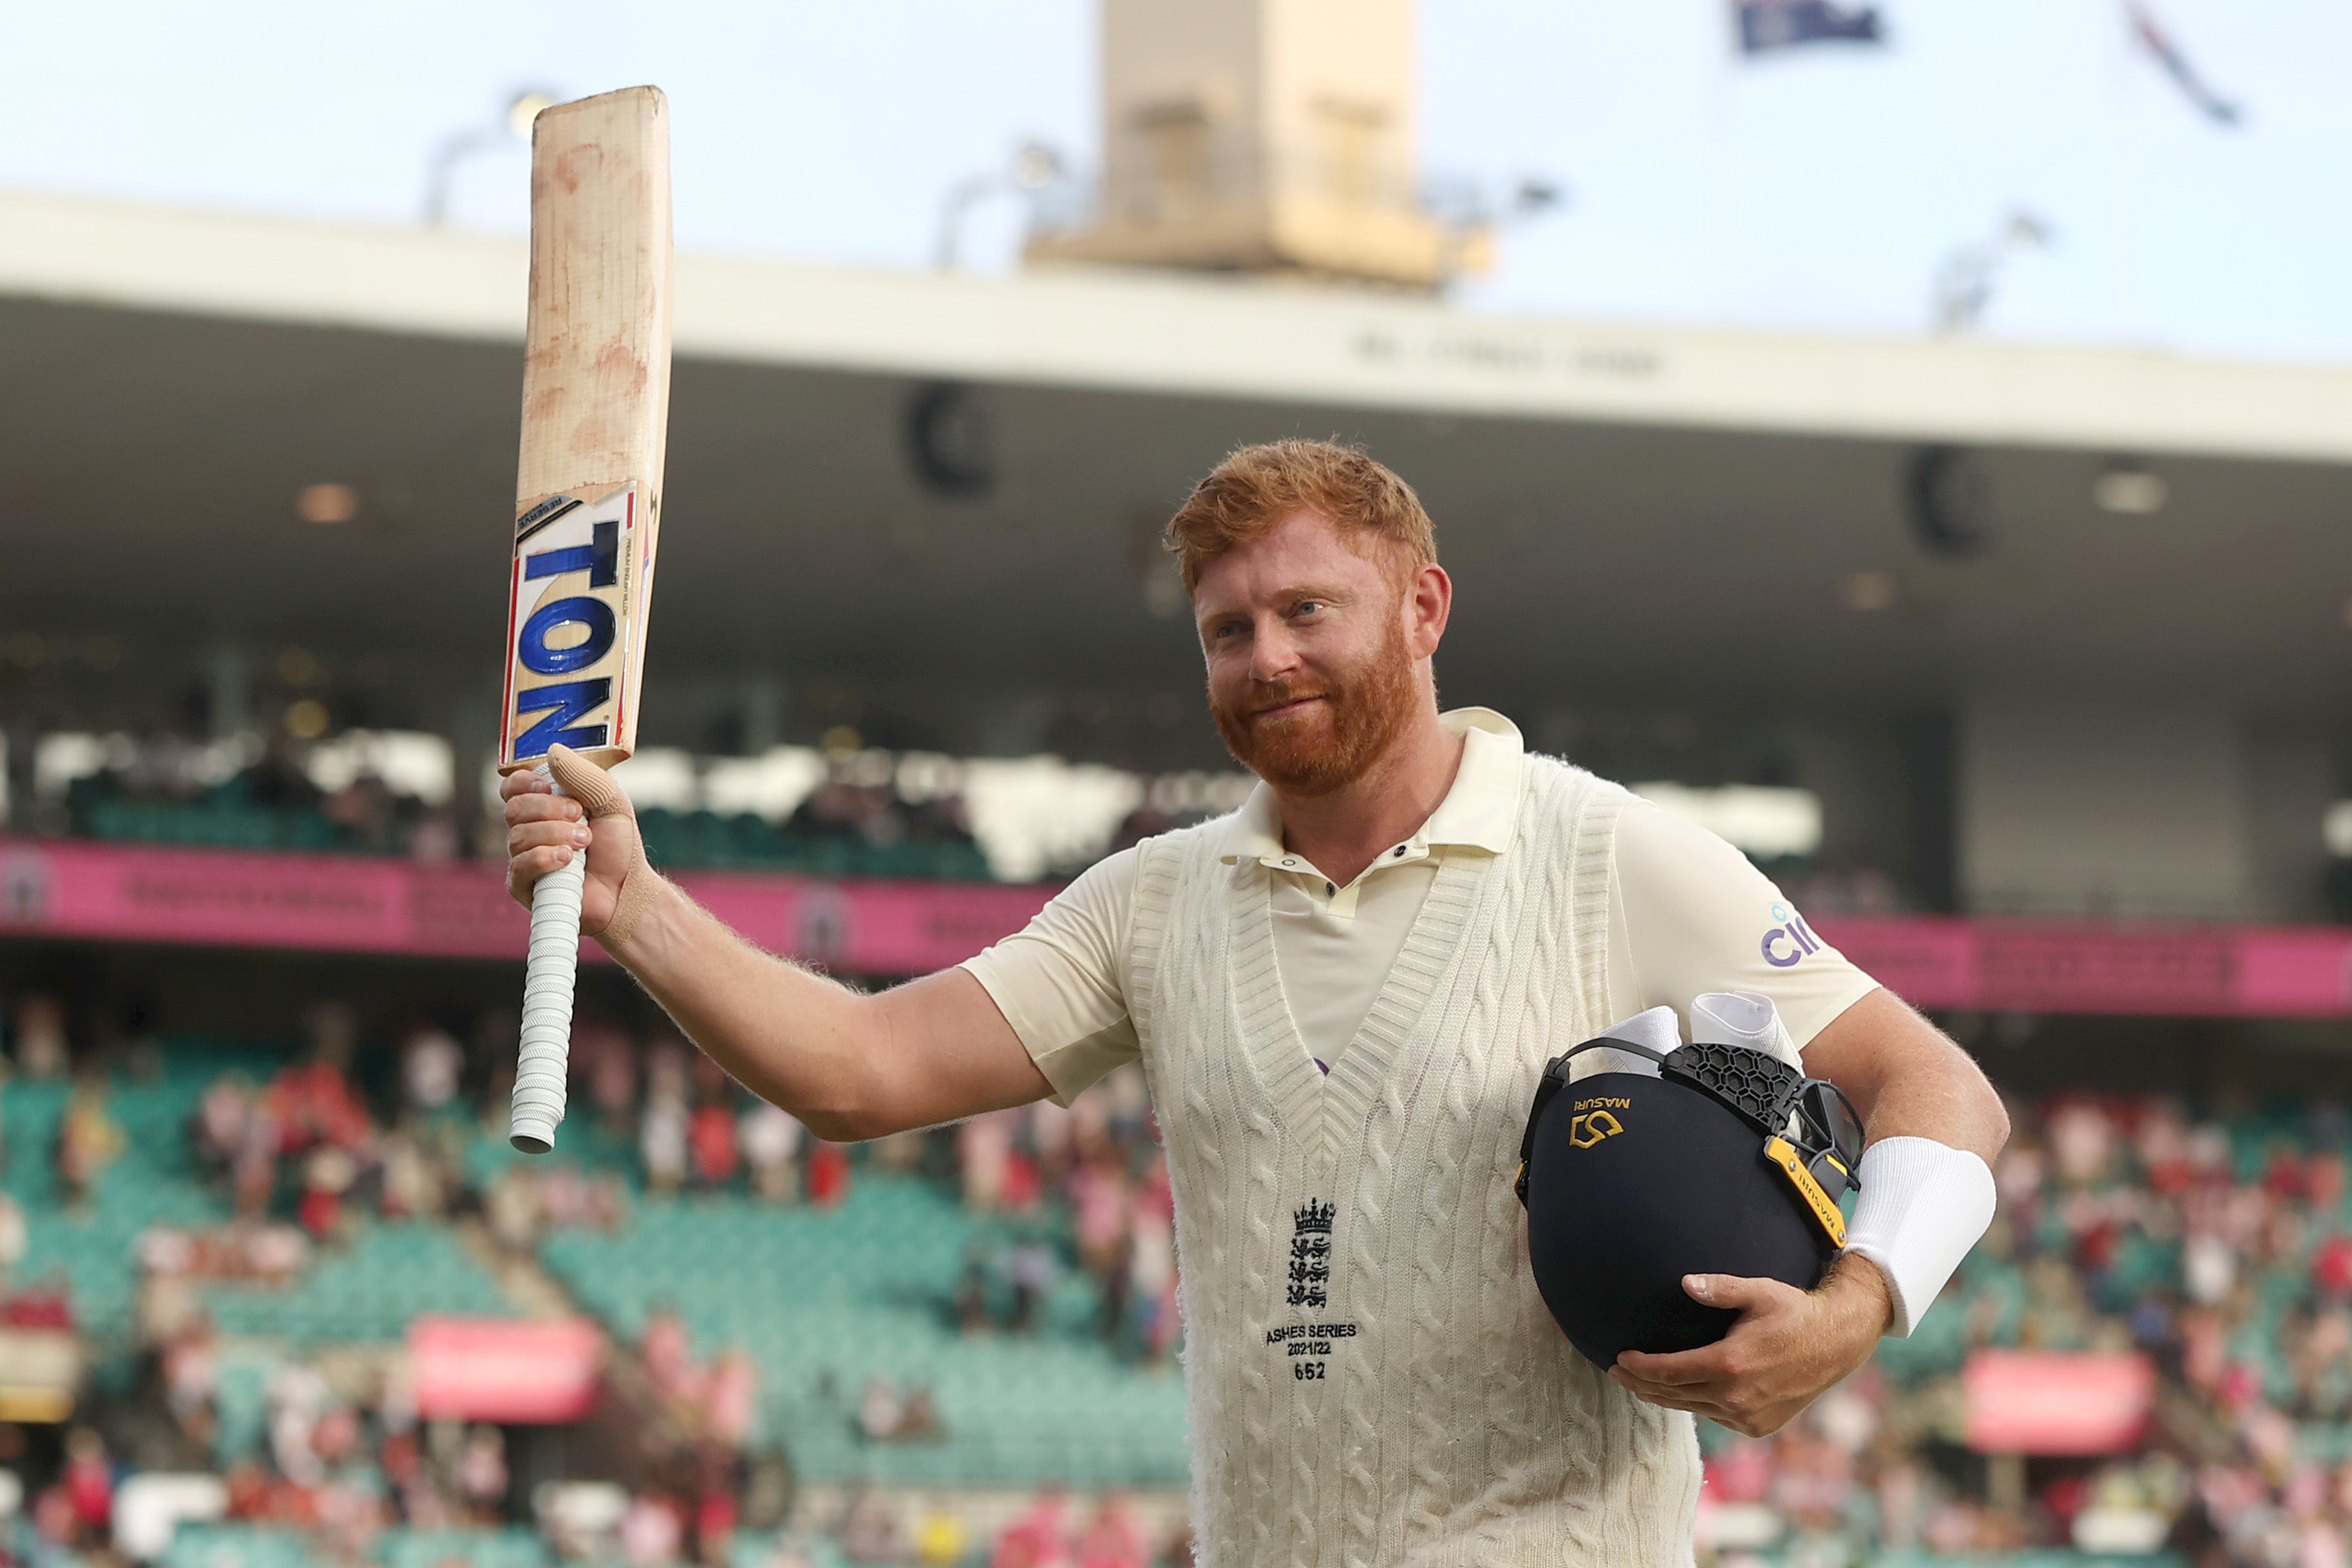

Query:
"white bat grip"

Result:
[[511, 761, 580, 1153]]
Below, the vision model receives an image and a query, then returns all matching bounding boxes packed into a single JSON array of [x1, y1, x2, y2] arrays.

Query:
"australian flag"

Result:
[[1737, 0, 1884, 53]]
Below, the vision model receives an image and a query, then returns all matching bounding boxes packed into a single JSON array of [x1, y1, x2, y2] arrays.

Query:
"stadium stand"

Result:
[[4, 1001, 2352, 1564], [539, 1181, 1189, 1490]]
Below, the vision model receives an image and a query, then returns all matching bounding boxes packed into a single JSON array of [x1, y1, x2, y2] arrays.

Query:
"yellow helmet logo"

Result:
[[1567, 1110, 1624, 1149]]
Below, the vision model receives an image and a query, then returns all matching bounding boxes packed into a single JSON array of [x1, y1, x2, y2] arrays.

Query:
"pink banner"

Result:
[[1964, 1349, 2156, 1456], [3, 837, 2351, 1014], [408, 1316, 604, 1425], [0, 838, 1051, 976], [1816, 916, 2352, 1018]]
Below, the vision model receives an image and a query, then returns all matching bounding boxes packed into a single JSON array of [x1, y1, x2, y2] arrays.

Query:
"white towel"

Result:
[[1689, 989, 1803, 1069], [1566, 1004, 1682, 1083]]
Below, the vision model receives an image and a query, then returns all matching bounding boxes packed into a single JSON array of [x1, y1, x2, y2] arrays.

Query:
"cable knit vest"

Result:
[[1125, 753, 1700, 1568]]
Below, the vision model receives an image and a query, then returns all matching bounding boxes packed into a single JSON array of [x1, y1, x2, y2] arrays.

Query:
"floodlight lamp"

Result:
[[1012, 142, 1065, 191], [1513, 178, 1566, 215], [507, 89, 560, 140], [296, 483, 360, 524], [2092, 461, 2167, 516], [2002, 210, 2054, 249]]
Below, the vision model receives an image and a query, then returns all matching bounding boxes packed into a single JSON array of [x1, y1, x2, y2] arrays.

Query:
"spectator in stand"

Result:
[[400, 1026, 463, 1118], [807, 1139, 851, 1209], [233, 1092, 284, 1218], [857, 1375, 900, 1443], [379, 1131, 448, 1221], [619, 1492, 684, 1567], [956, 1244, 993, 1336], [321, 769, 395, 851], [195, 1072, 252, 1178], [584, 1023, 639, 1133], [485, 1165, 542, 1256], [56, 1076, 124, 1207], [1006, 1236, 1056, 1335], [641, 1078, 690, 1200], [298, 1145, 357, 1240], [689, 1096, 739, 1189], [162, 1309, 220, 1449], [269, 1055, 371, 1155], [13, 992, 71, 1078], [896, 1383, 944, 1442], [992, 1486, 1073, 1568], [703, 1348, 759, 1451], [960, 1109, 1014, 1212], [643, 1308, 702, 1413], [914, 1506, 972, 1567], [0, 1189, 27, 1292], [453, 1426, 507, 1522], [837, 1490, 904, 1565], [1075, 1493, 1148, 1568], [61, 1426, 113, 1546], [1069, 1155, 1129, 1276], [694, 1464, 739, 1568], [268, 1362, 329, 1487], [1030, 1101, 1073, 1189], [741, 1101, 802, 1203], [406, 805, 462, 862]]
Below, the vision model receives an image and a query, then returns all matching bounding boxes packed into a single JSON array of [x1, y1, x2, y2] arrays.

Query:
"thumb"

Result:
[[1684, 1273, 1795, 1315], [544, 743, 633, 819]]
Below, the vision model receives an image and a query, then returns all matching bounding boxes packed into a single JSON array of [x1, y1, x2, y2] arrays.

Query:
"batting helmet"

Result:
[[1516, 1004, 1862, 1370]]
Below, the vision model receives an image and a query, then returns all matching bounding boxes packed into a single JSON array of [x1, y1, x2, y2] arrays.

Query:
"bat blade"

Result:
[[502, 86, 673, 1156], [499, 85, 673, 773]]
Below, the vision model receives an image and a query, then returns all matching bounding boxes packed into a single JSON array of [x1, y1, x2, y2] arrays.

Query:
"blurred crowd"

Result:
[[950, 1071, 1178, 1367], [818, 1484, 1187, 1568], [1700, 1092, 2352, 1567], [17, 730, 996, 880], [50, 731, 467, 860], [26, 979, 2352, 1566]]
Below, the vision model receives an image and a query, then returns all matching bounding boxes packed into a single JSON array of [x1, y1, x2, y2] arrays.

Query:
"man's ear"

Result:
[[1406, 563, 1452, 659]]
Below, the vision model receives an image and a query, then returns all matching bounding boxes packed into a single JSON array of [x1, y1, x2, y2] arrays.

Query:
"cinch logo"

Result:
[[1568, 1110, 1623, 1149], [1761, 902, 1823, 969]]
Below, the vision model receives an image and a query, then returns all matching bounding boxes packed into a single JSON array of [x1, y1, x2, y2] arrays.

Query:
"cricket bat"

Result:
[[497, 86, 673, 1155]]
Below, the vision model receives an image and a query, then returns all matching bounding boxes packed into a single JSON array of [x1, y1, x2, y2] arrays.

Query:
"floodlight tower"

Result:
[[1026, 0, 1476, 289]]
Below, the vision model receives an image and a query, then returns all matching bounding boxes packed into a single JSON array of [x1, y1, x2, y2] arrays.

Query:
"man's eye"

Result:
[[1294, 601, 1324, 617]]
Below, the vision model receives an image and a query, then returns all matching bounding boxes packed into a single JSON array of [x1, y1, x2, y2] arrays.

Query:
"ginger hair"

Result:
[[1163, 439, 1438, 593]]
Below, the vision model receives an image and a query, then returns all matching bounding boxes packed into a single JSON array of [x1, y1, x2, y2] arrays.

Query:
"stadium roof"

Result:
[[6, 187, 2352, 753], [8, 186, 2351, 463]]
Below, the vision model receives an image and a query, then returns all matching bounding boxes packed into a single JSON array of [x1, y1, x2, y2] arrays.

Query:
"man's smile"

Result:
[[1250, 694, 1328, 724]]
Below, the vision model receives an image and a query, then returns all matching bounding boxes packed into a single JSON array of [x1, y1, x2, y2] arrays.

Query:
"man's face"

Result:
[[1191, 510, 1429, 797]]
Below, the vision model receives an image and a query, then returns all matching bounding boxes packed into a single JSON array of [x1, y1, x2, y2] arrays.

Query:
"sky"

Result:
[[7, 0, 2347, 361]]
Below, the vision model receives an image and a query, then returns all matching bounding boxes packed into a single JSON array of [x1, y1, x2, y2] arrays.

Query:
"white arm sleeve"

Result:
[[1842, 1135, 1998, 1338]]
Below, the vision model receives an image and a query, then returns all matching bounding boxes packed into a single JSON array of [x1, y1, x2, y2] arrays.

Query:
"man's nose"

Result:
[[1248, 617, 1301, 682]]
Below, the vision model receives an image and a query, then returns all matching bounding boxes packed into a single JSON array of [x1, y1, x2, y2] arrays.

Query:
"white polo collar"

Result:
[[1220, 707, 1526, 869]]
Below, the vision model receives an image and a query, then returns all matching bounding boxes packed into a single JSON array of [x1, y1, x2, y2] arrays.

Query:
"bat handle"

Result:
[[511, 761, 582, 1153]]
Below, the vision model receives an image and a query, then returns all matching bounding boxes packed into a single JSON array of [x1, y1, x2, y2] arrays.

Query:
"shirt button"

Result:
[[1393, 845, 1406, 857], [1325, 882, 1336, 896]]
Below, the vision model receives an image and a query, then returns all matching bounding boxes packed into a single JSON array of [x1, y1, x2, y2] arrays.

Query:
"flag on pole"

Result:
[[2125, 2, 2242, 125], [1736, 0, 1885, 54]]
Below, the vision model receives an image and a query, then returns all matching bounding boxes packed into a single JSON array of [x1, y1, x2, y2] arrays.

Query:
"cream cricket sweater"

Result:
[[1127, 752, 1700, 1568]]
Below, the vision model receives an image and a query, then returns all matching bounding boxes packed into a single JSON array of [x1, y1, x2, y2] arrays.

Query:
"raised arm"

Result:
[[503, 746, 1052, 1142]]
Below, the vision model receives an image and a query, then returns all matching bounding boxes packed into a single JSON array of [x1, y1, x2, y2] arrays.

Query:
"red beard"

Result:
[[1210, 618, 1417, 797]]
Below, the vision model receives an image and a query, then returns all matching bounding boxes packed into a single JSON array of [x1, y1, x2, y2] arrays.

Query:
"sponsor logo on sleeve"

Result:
[[1761, 902, 1823, 968]]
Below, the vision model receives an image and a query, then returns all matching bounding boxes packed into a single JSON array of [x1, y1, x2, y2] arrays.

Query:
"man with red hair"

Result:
[[505, 438, 2005, 1564]]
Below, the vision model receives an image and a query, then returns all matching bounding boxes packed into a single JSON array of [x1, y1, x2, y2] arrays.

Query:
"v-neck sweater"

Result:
[[964, 710, 1877, 1103], [1126, 750, 1699, 1568]]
